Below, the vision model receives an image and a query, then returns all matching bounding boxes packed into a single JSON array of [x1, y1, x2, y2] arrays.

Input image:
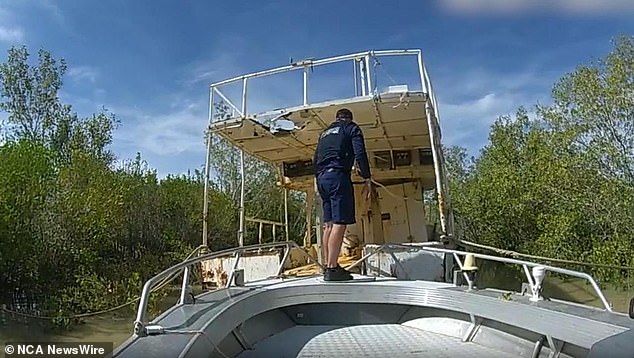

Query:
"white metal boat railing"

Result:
[[207, 49, 439, 121], [133, 241, 615, 336], [246, 217, 286, 244], [347, 243, 613, 312], [133, 241, 322, 336]]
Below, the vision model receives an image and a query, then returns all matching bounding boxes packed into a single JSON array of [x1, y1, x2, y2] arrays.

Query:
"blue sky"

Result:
[[0, 0, 633, 177]]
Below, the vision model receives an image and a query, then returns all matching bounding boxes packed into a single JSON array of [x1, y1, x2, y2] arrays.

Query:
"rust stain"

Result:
[[215, 265, 228, 288]]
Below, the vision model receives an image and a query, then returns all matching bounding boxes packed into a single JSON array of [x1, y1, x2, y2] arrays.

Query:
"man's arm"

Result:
[[349, 124, 371, 179]]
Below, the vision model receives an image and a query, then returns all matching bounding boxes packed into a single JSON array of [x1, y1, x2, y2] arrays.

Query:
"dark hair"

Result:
[[336, 108, 353, 120]]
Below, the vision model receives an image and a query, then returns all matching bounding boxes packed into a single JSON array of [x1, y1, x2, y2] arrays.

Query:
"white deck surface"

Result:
[[237, 324, 514, 357]]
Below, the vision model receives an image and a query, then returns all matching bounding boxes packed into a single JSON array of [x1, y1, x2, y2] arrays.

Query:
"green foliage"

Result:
[[0, 46, 119, 165], [0, 47, 237, 323], [0, 45, 306, 323], [0, 47, 67, 142], [447, 35, 634, 289], [0, 140, 55, 298], [544, 35, 634, 182]]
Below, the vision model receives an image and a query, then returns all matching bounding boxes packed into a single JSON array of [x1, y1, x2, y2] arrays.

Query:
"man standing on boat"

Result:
[[314, 108, 372, 281]]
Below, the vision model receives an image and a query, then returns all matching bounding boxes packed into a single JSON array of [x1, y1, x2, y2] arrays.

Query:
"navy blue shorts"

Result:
[[317, 170, 356, 225]]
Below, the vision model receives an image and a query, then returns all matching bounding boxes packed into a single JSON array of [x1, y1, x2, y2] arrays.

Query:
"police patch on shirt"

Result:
[[320, 126, 340, 138]]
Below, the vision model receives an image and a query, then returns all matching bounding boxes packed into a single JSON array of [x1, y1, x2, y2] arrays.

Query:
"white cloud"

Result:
[[68, 66, 100, 83], [438, 66, 557, 100], [439, 93, 514, 148], [8, 0, 65, 26], [0, 26, 24, 43], [107, 95, 225, 178], [435, 66, 554, 155], [0, 0, 70, 42], [112, 101, 207, 157], [38, 0, 65, 27], [182, 52, 241, 87], [107, 51, 309, 176], [180, 34, 253, 89], [439, 0, 634, 15], [0, 5, 24, 43]]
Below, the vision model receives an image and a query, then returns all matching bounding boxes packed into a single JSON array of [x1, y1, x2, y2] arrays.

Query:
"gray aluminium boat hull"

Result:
[[112, 276, 634, 358]]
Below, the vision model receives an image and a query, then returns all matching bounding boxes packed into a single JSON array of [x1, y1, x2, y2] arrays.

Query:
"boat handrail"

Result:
[[133, 241, 613, 336], [133, 240, 321, 336], [209, 49, 420, 88], [207, 48, 439, 123], [347, 243, 613, 312]]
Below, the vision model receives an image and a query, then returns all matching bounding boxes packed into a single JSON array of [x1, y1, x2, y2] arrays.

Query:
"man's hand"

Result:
[[361, 179, 372, 201]]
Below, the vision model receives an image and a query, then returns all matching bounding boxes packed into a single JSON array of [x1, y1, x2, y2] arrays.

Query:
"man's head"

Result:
[[335, 108, 353, 122]]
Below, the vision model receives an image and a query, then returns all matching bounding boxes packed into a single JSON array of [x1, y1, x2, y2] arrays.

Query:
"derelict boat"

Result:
[[112, 50, 634, 358]]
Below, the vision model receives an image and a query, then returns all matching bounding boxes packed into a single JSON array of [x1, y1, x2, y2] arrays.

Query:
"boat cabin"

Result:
[[205, 50, 454, 264]]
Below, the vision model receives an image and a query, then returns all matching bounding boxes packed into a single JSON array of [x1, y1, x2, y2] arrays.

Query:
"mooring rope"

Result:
[[369, 178, 423, 202], [369, 179, 634, 271], [457, 238, 634, 271]]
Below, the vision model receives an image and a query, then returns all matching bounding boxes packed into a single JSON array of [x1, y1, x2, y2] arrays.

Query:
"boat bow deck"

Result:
[[113, 275, 633, 358], [238, 323, 513, 358]]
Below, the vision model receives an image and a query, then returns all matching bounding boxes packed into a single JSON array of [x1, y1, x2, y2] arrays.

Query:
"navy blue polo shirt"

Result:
[[313, 120, 371, 179]]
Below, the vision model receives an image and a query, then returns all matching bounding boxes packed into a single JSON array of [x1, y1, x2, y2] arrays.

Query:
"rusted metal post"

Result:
[[284, 188, 289, 242], [238, 150, 245, 246], [202, 89, 214, 248], [272, 224, 276, 242], [305, 190, 315, 247]]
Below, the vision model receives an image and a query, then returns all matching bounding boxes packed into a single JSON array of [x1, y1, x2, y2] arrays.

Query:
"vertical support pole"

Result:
[[284, 188, 289, 242], [303, 67, 309, 105], [417, 51, 448, 238], [365, 53, 373, 95], [202, 88, 215, 248], [315, 181, 324, 265], [226, 251, 241, 288], [305, 189, 315, 247], [272, 224, 276, 242], [238, 150, 245, 247], [417, 50, 456, 282], [359, 59, 367, 97], [353, 59, 358, 96], [258, 222, 263, 244], [277, 244, 292, 276], [241, 78, 248, 117], [179, 266, 190, 304]]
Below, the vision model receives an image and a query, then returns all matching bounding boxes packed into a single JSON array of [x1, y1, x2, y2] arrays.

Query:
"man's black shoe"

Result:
[[323, 265, 353, 281]]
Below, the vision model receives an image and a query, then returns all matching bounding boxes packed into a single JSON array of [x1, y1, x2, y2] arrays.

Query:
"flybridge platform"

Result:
[[211, 90, 437, 191], [207, 50, 445, 193]]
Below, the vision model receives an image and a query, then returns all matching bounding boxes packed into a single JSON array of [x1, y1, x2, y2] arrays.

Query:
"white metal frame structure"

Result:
[[201, 49, 455, 250]]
